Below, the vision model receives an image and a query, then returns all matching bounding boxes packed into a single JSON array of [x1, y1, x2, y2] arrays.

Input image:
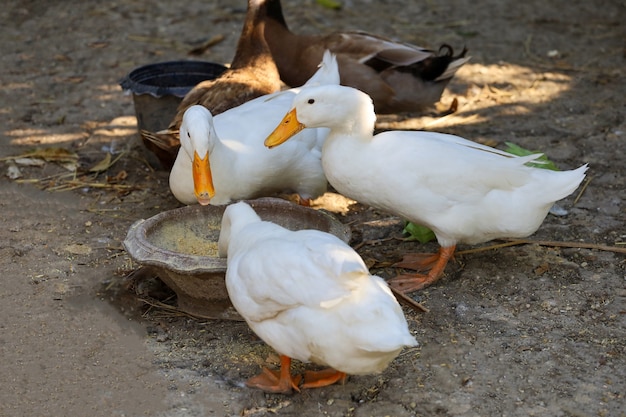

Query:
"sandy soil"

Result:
[[1, 0, 625, 416]]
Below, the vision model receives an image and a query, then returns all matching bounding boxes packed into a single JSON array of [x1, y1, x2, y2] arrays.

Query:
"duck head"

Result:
[[265, 84, 375, 148], [179, 105, 216, 205]]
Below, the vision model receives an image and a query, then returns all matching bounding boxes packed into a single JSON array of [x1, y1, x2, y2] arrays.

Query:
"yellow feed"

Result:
[[152, 221, 220, 257]]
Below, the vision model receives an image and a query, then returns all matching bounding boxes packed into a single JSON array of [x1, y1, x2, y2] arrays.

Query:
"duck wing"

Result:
[[228, 228, 368, 323]]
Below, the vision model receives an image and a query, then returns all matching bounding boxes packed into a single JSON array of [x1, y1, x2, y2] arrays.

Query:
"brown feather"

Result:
[[261, 0, 470, 114]]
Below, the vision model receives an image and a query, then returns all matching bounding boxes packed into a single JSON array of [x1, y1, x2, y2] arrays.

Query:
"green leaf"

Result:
[[403, 222, 436, 244], [316, 0, 342, 10], [503, 142, 560, 171]]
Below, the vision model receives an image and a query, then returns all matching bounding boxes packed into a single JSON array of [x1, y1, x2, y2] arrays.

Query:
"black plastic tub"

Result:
[[120, 60, 227, 133]]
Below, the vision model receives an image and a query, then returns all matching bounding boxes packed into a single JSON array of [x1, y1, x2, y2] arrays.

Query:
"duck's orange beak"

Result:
[[192, 150, 214, 206], [265, 108, 305, 149]]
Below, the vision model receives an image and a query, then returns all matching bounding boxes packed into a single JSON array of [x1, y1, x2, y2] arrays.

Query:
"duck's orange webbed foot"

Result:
[[393, 252, 441, 271], [389, 272, 440, 293], [390, 245, 456, 293], [302, 368, 347, 389], [246, 355, 301, 394]]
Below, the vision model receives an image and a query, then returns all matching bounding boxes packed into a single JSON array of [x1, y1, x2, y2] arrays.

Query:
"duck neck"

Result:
[[231, 1, 277, 73], [323, 122, 374, 173], [333, 102, 377, 142], [261, 0, 319, 83], [262, 0, 288, 29]]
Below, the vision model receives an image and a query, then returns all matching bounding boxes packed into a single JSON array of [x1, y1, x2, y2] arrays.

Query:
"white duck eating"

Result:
[[218, 201, 417, 394], [170, 51, 339, 206], [265, 84, 588, 294]]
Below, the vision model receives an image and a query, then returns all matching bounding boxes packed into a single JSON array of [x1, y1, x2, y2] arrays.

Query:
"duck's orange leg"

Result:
[[389, 245, 456, 293], [246, 354, 301, 394], [302, 368, 347, 389], [393, 251, 441, 272]]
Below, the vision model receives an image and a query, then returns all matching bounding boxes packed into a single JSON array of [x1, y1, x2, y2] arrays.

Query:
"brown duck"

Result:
[[141, 0, 282, 170], [261, 0, 469, 114]]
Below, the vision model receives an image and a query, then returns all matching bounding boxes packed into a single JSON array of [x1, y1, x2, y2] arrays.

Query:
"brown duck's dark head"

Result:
[[262, 0, 289, 29]]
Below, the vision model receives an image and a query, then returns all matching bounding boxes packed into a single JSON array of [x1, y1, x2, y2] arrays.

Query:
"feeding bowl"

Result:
[[123, 198, 351, 320]]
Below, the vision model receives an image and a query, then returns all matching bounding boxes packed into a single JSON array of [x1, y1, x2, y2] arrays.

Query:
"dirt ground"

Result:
[[1, 0, 625, 416]]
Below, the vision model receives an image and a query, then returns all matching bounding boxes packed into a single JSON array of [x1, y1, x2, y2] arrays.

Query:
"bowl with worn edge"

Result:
[[123, 197, 351, 320]]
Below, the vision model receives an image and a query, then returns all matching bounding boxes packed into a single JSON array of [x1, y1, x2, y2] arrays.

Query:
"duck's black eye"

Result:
[[187, 131, 191, 138], [307, 98, 315, 104]]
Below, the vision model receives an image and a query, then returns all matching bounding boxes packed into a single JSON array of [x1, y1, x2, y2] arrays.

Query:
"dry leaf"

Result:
[[89, 153, 112, 172], [30, 147, 78, 162], [14, 158, 45, 167], [534, 263, 550, 275], [111, 170, 128, 181], [60, 161, 79, 172], [3, 147, 78, 163]]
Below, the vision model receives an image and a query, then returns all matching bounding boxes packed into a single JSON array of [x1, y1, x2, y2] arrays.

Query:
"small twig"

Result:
[[487, 84, 514, 97], [389, 286, 429, 313], [14, 171, 76, 183], [139, 296, 196, 319], [457, 238, 626, 256], [89, 150, 127, 173], [523, 34, 542, 62], [573, 176, 592, 205], [47, 181, 137, 192], [398, 346, 421, 360], [188, 34, 225, 55], [456, 241, 524, 255], [353, 237, 398, 251]]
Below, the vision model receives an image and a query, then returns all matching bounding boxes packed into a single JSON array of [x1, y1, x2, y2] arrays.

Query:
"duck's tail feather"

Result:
[[549, 164, 588, 202], [139, 129, 180, 170], [303, 50, 340, 87], [434, 45, 471, 81]]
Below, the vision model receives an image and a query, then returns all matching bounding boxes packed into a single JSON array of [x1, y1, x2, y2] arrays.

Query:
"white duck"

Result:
[[265, 85, 588, 293], [169, 51, 339, 206], [218, 201, 417, 394]]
